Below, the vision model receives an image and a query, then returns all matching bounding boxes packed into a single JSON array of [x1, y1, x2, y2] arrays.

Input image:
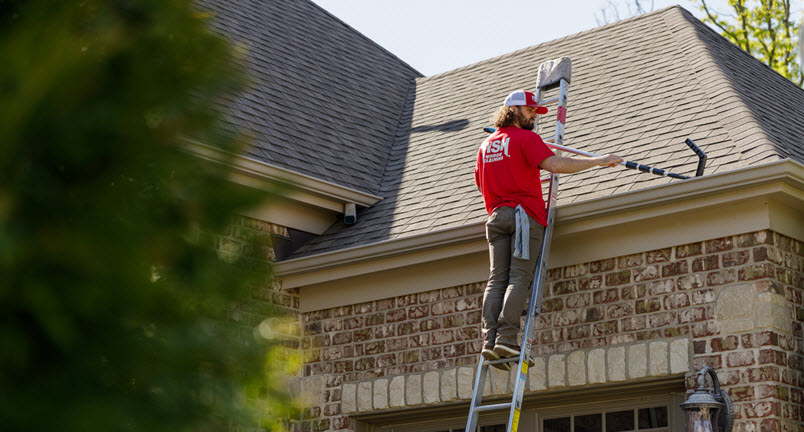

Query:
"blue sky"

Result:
[[310, 0, 800, 76]]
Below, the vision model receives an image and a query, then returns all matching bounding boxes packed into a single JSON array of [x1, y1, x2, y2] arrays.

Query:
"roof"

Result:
[[198, 0, 422, 195], [289, 5, 804, 259]]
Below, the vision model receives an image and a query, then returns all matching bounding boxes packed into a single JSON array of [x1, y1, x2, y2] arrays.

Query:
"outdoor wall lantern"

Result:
[[680, 367, 734, 432]]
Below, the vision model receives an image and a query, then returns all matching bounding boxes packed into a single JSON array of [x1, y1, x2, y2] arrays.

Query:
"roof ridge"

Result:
[[421, 5, 685, 81], [662, 6, 781, 169]]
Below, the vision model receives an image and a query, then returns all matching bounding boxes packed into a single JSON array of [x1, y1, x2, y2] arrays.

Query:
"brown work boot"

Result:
[[481, 343, 510, 371], [493, 342, 535, 367]]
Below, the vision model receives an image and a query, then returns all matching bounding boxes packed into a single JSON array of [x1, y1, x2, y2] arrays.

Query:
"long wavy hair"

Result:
[[493, 105, 518, 128]]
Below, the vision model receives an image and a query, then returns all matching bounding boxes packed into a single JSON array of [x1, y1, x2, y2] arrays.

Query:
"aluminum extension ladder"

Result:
[[465, 60, 571, 432]]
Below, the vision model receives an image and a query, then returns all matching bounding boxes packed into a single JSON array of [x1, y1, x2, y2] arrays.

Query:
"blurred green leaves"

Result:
[[0, 0, 298, 430]]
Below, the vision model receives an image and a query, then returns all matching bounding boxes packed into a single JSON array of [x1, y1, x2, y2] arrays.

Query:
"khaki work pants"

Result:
[[482, 206, 545, 347]]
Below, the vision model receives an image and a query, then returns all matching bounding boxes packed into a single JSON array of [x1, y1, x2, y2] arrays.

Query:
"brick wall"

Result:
[[295, 230, 803, 432]]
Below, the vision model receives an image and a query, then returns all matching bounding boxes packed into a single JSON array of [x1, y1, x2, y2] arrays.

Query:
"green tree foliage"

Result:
[[698, 0, 803, 85], [0, 0, 298, 430]]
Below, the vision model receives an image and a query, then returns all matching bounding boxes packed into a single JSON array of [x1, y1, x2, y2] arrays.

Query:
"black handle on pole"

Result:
[[685, 139, 707, 177]]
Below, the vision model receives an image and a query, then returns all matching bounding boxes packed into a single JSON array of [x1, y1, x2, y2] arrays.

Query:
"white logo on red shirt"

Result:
[[483, 137, 510, 163]]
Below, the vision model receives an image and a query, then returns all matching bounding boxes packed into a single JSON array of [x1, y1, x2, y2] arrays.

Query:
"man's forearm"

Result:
[[539, 155, 620, 174]]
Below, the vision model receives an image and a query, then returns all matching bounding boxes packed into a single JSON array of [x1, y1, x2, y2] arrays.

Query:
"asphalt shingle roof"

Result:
[[198, 0, 422, 194], [291, 6, 804, 258]]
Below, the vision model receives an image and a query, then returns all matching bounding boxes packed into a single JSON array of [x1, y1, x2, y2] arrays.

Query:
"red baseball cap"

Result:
[[504, 90, 548, 114]]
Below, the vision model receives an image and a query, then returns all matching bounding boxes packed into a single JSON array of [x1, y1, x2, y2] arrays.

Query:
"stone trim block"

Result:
[[406, 374, 422, 405], [423, 371, 439, 404], [628, 343, 648, 379], [588, 348, 606, 384], [568, 351, 587, 386], [373, 378, 388, 410], [337, 337, 691, 415], [441, 368, 457, 401], [357, 381, 372, 412], [548, 354, 566, 387], [389, 376, 405, 408], [341, 382, 356, 414], [608, 346, 627, 382], [649, 341, 669, 376]]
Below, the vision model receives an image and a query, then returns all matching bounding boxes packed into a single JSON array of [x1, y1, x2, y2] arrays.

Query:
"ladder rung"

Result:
[[474, 402, 512, 412], [483, 357, 513, 366], [536, 96, 559, 105], [543, 135, 555, 143]]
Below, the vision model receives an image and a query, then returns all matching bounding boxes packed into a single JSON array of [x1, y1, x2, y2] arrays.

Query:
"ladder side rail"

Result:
[[465, 356, 490, 432], [505, 78, 569, 432]]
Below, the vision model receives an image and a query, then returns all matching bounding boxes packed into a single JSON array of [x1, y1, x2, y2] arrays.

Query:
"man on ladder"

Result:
[[474, 89, 621, 368]]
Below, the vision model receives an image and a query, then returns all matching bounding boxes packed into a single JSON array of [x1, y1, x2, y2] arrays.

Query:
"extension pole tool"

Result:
[[483, 127, 703, 180]]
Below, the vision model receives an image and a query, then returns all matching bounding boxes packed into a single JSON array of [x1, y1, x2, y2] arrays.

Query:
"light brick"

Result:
[[670, 338, 690, 373], [358, 381, 372, 412], [548, 354, 566, 387], [423, 371, 439, 404], [529, 356, 547, 391], [441, 368, 457, 401], [588, 348, 606, 383], [458, 367, 474, 399], [608, 346, 626, 381], [342, 383, 357, 413], [406, 374, 422, 405], [373, 378, 388, 409], [628, 343, 648, 378], [568, 351, 587, 386], [389, 376, 405, 408], [649, 341, 668, 376], [489, 367, 510, 395]]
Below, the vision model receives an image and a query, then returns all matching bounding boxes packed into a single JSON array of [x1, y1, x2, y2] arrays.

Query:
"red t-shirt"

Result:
[[474, 126, 555, 226]]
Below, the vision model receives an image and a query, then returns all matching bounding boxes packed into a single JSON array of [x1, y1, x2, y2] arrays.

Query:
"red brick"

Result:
[[397, 294, 418, 306], [581, 307, 604, 323], [647, 311, 674, 327], [467, 310, 481, 325], [676, 242, 703, 258], [662, 261, 689, 277], [744, 401, 778, 418], [590, 258, 616, 273], [431, 300, 456, 315], [618, 253, 644, 269], [396, 322, 416, 335], [706, 237, 734, 253], [366, 313, 385, 326], [759, 348, 787, 366], [364, 341, 385, 355], [706, 269, 736, 286], [739, 263, 774, 281], [592, 320, 618, 336], [748, 365, 781, 382], [332, 331, 352, 345], [418, 291, 439, 303], [693, 340, 707, 354], [567, 293, 592, 308], [620, 316, 646, 332], [408, 305, 429, 319], [606, 270, 632, 286], [542, 297, 564, 312], [579, 276, 603, 291], [691, 288, 715, 305], [419, 318, 441, 331], [711, 335, 739, 352], [385, 337, 408, 352], [442, 314, 465, 328], [431, 329, 454, 345], [386, 308, 407, 322], [606, 302, 634, 318], [621, 284, 646, 300], [553, 280, 578, 295], [737, 230, 773, 247], [567, 324, 590, 340], [729, 386, 755, 401], [677, 274, 705, 290], [563, 264, 589, 278], [421, 347, 442, 361], [635, 298, 661, 314], [692, 255, 719, 272], [741, 331, 780, 348], [693, 354, 722, 369], [646, 248, 672, 263], [633, 265, 660, 281], [455, 296, 479, 311], [353, 328, 373, 342], [692, 321, 718, 337], [723, 250, 752, 267], [663, 293, 690, 309], [444, 343, 466, 358]]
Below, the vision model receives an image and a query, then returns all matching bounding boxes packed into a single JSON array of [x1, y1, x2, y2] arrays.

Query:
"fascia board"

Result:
[[276, 159, 803, 290], [184, 140, 383, 212]]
